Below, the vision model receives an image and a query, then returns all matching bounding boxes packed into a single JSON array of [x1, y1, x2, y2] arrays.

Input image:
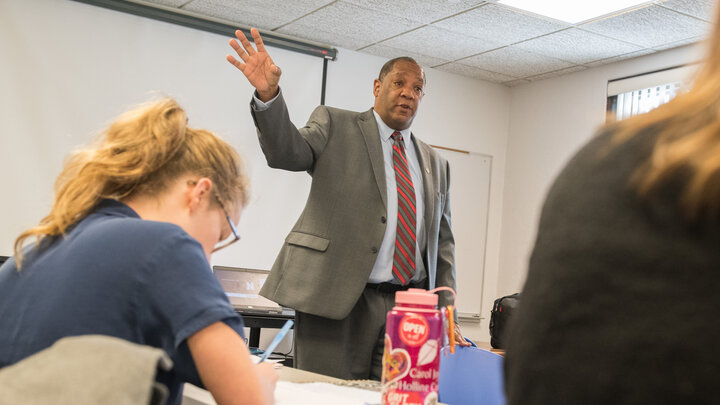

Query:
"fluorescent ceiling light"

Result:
[[497, 0, 652, 23]]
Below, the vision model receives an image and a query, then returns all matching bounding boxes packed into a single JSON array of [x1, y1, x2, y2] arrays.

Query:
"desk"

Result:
[[474, 341, 506, 356], [182, 367, 380, 405], [182, 367, 450, 405], [240, 313, 295, 349]]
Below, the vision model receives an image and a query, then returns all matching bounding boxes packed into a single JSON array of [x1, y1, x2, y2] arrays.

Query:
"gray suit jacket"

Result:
[[252, 91, 456, 320]]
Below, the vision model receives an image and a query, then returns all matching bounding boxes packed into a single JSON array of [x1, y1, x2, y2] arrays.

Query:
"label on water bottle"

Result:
[[382, 311, 441, 405], [399, 314, 429, 347]]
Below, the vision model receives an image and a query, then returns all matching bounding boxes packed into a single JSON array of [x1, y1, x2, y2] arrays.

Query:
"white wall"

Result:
[[498, 43, 706, 298]]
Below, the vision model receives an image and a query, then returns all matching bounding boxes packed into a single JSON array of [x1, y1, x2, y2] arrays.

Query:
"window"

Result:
[[606, 64, 698, 121], [608, 82, 682, 121]]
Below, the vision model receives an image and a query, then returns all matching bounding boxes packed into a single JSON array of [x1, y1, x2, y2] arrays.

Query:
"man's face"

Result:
[[373, 61, 425, 130]]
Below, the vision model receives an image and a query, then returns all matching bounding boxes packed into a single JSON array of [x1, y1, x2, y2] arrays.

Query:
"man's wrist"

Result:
[[252, 88, 280, 111], [257, 86, 279, 103]]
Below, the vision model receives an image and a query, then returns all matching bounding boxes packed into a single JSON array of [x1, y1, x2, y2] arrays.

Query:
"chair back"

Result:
[[0, 335, 171, 405], [438, 344, 506, 405]]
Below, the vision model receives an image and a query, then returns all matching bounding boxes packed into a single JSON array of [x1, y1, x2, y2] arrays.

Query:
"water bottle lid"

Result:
[[395, 288, 438, 306]]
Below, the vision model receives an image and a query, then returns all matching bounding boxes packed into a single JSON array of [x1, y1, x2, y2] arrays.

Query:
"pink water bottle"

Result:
[[381, 288, 445, 405]]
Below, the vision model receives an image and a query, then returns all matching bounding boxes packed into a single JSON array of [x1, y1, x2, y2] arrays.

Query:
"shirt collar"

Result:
[[94, 199, 141, 219], [372, 110, 412, 143]]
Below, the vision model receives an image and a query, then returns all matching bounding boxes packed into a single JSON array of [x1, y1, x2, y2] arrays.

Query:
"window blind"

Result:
[[606, 64, 698, 120]]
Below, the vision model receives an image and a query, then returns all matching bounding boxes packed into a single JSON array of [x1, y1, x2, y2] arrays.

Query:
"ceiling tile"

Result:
[[526, 65, 587, 81], [361, 44, 450, 68], [343, 0, 486, 24], [277, 25, 368, 50], [147, 0, 187, 6], [183, 0, 334, 29], [651, 35, 705, 51], [379, 25, 505, 61], [461, 46, 575, 78], [434, 62, 518, 83], [503, 79, 532, 87], [581, 5, 712, 48], [277, 1, 421, 49], [433, 3, 569, 48], [658, 0, 716, 21], [583, 49, 656, 67], [513, 28, 644, 64]]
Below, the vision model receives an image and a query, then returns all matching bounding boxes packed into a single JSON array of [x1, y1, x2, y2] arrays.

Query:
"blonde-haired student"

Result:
[[0, 98, 277, 405]]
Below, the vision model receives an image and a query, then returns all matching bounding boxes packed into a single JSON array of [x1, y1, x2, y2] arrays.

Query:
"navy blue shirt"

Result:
[[0, 200, 245, 404]]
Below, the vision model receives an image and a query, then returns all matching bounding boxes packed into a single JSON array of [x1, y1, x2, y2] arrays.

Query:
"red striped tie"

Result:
[[391, 131, 416, 285]]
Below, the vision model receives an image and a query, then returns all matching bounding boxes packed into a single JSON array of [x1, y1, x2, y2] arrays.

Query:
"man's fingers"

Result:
[[233, 29, 250, 47], [228, 39, 250, 63], [235, 29, 257, 56], [226, 55, 246, 71], [250, 27, 268, 54]]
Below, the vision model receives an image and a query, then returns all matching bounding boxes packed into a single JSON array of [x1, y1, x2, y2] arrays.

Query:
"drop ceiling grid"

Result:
[[657, 0, 716, 21], [376, 25, 508, 62], [144, 0, 714, 86], [511, 28, 645, 65], [277, 1, 421, 49], [341, 0, 488, 25], [579, 4, 712, 49], [183, 0, 336, 29]]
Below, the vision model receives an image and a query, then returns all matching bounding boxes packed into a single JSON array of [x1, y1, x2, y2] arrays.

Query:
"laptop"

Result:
[[213, 265, 295, 317]]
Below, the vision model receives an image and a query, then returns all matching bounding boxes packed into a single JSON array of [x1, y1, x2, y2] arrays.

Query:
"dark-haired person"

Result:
[[505, 4, 720, 404], [0, 98, 277, 405], [226, 28, 469, 380]]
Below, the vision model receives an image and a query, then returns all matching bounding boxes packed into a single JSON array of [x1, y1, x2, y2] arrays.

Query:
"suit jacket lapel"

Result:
[[359, 109, 387, 208], [411, 134, 435, 243]]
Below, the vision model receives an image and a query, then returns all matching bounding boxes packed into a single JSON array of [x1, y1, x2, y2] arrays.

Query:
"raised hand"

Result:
[[227, 28, 281, 102]]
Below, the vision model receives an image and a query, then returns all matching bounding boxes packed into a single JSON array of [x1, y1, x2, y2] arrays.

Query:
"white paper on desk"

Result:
[[250, 354, 283, 368], [275, 381, 380, 405]]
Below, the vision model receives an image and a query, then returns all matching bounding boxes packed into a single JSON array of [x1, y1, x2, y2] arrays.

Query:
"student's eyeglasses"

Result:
[[213, 195, 241, 253]]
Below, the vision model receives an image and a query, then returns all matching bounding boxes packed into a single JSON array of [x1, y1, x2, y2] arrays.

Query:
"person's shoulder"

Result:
[[81, 214, 199, 255], [98, 215, 183, 237], [412, 135, 446, 162], [314, 104, 369, 119], [412, 135, 432, 150], [567, 122, 657, 171], [83, 217, 207, 280]]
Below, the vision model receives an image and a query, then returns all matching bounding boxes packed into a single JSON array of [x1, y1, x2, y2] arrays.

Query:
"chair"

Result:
[[438, 341, 506, 405], [0, 335, 172, 405]]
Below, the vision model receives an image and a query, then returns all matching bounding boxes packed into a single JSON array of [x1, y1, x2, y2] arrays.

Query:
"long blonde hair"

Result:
[[611, 3, 720, 221], [14, 97, 249, 265]]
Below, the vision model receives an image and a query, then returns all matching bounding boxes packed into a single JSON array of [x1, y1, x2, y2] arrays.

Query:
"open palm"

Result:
[[227, 28, 281, 101]]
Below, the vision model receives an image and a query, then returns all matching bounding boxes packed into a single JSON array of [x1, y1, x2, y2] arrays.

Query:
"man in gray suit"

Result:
[[227, 28, 468, 380]]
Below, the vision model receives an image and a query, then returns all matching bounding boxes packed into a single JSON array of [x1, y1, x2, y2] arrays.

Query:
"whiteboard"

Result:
[[434, 149, 492, 320]]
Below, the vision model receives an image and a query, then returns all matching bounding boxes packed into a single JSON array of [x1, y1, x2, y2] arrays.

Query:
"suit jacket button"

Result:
[[370, 247, 378, 253], [381, 216, 386, 223]]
